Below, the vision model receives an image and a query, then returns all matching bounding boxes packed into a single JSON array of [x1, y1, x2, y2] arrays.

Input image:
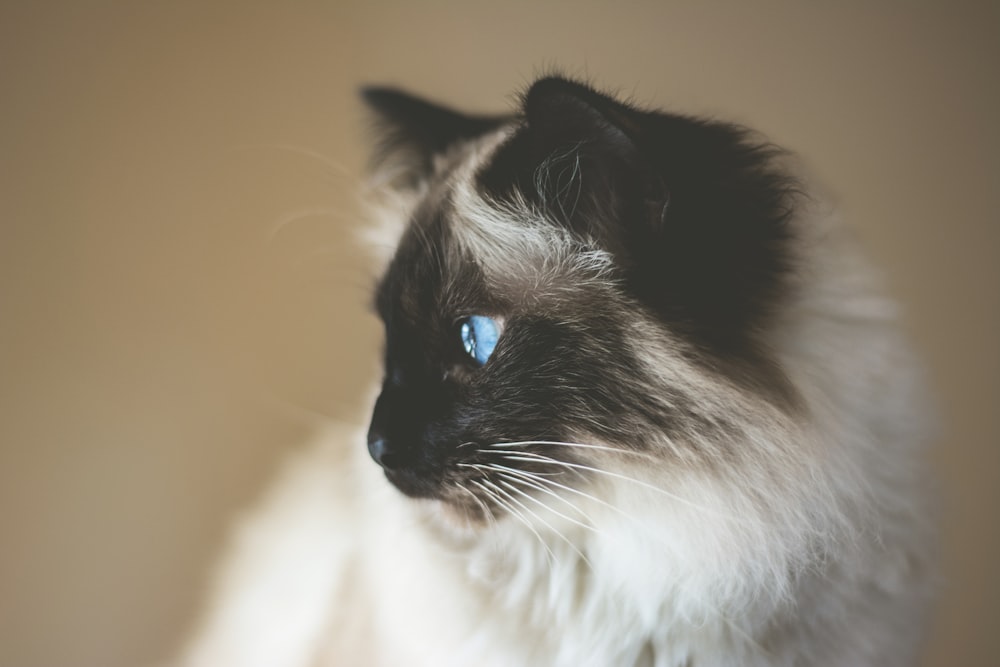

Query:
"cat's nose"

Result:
[[367, 434, 399, 470]]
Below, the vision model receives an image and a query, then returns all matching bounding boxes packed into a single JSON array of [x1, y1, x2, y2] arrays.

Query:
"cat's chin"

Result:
[[382, 468, 440, 499], [381, 469, 492, 538], [412, 496, 489, 542]]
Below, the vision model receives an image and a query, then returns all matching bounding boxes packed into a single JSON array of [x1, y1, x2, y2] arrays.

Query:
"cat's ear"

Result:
[[361, 87, 507, 189], [482, 77, 661, 251], [521, 77, 638, 163], [497, 76, 798, 351]]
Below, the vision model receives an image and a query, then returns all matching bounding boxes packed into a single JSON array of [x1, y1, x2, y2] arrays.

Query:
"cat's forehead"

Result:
[[417, 126, 617, 307], [434, 122, 515, 184]]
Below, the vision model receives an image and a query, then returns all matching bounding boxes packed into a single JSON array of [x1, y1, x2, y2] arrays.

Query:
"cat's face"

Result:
[[363, 78, 798, 526]]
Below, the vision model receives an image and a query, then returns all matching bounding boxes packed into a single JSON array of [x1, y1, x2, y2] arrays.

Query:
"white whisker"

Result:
[[497, 454, 737, 522], [487, 440, 646, 457], [489, 461, 641, 525], [466, 456, 653, 527], [470, 479, 556, 569], [483, 449, 566, 464], [496, 473, 597, 535], [267, 206, 344, 241], [496, 478, 593, 568], [255, 142, 354, 177], [469, 454, 565, 476], [481, 479, 570, 568], [456, 483, 496, 528], [480, 462, 594, 524]]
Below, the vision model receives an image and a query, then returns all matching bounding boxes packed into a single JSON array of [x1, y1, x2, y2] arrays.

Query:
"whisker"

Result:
[[487, 440, 648, 457], [483, 449, 567, 463], [464, 459, 614, 516], [480, 479, 568, 568], [496, 478, 593, 568], [489, 461, 640, 524], [251, 142, 354, 177], [456, 483, 496, 528], [267, 206, 344, 241], [480, 463, 594, 523], [469, 454, 565, 477], [496, 473, 597, 534], [470, 479, 556, 569], [497, 454, 737, 522]]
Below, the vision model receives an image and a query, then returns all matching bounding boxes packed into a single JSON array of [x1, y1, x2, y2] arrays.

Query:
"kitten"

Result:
[[180, 76, 936, 667]]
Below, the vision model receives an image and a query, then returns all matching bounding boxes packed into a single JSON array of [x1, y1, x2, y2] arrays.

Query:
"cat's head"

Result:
[[361, 76, 802, 528]]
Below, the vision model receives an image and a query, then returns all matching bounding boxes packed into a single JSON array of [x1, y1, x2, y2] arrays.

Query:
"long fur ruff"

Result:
[[179, 79, 935, 667]]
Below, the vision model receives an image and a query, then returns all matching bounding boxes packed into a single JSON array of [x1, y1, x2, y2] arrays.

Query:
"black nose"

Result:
[[367, 433, 399, 470]]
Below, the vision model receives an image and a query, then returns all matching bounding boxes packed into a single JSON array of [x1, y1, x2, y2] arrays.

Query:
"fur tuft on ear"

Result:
[[521, 77, 636, 156], [360, 86, 508, 189]]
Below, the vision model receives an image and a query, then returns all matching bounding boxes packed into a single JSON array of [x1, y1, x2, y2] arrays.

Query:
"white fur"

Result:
[[449, 130, 618, 298]]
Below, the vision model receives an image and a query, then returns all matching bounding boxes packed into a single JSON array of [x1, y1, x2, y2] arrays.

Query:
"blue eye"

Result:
[[459, 315, 500, 366]]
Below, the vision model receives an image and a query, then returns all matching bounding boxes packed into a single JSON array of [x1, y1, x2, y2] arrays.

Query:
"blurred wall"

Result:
[[1, 2, 997, 666]]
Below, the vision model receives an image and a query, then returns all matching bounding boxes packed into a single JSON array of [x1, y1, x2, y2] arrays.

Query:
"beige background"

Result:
[[1, 2, 997, 666]]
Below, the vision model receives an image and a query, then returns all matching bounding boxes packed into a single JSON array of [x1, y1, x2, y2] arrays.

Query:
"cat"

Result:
[[179, 76, 937, 667]]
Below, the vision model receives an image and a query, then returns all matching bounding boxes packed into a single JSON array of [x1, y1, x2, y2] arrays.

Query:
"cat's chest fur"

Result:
[[254, 419, 924, 667], [300, 435, 782, 667]]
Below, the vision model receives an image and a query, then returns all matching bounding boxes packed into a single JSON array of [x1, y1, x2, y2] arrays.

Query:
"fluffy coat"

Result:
[[180, 77, 936, 667]]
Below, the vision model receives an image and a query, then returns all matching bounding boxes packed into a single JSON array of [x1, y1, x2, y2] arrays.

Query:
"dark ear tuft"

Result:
[[520, 77, 636, 159], [360, 86, 508, 188]]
